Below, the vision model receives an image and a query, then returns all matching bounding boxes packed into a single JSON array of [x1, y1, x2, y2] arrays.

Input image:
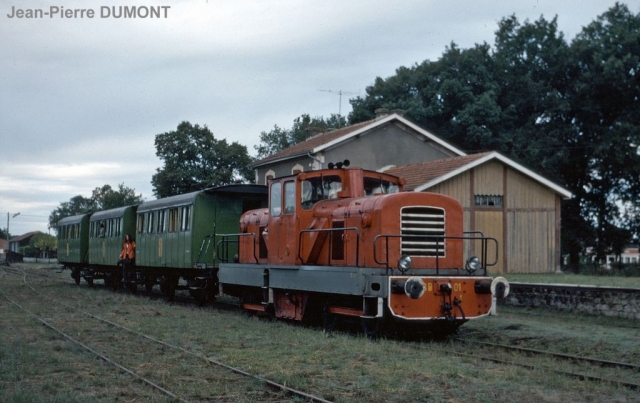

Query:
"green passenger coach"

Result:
[[86, 205, 138, 288], [134, 184, 267, 299], [56, 213, 91, 284]]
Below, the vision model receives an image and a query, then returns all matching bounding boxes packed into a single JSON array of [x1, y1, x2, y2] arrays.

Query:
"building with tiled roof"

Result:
[[8, 231, 45, 252], [386, 152, 571, 273], [250, 111, 465, 184], [252, 111, 572, 274]]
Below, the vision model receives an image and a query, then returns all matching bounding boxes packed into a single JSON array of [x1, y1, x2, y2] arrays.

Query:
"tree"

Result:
[[49, 183, 144, 229], [29, 233, 57, 258], [255, 114, 347, 159], [91, 183, 144, 211], [348, 5, 640, 269], [563, 3, 640, 261], [48, 194, 94, 229], [152, 121, 254, 198]]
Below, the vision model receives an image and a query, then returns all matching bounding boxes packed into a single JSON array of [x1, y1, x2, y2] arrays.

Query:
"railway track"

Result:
[[437, 344, 640, 391], [1, 265, 333, 403], [453, 337, 640, 372], [5, 264, 639, 401]]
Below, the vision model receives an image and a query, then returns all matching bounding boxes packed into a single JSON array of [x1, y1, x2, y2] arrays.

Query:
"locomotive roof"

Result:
[[138, 184, 267, 213], [268, 167, 401, 182], [90, 205, 137, 221]]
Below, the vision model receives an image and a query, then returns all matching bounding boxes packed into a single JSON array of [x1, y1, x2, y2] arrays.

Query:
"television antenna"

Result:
[[318, 89, 357, 127]]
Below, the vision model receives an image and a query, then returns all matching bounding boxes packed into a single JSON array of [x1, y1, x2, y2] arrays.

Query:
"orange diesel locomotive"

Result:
[[217, 162, 506, 336]]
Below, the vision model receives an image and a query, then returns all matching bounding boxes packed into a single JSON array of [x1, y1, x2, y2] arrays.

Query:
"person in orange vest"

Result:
[[118, 234, 136, 282]]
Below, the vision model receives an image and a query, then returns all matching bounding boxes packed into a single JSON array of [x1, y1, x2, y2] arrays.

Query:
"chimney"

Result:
[[390, 109, 405, 117], [375, 108, 389, 119], [306, 126, 324, 137]]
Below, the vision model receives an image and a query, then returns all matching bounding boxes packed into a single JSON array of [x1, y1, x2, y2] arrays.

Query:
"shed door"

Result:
[[474, 211, 504, 274]]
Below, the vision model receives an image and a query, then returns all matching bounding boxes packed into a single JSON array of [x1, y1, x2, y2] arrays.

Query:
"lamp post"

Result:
[[5, 212, 20, 264]]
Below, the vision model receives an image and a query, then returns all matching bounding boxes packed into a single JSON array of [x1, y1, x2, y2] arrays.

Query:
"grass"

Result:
[[1, 263, 639, 402]]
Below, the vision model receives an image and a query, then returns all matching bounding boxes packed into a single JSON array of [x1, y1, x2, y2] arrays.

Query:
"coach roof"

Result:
[[137, 184, 267, 213], [90, 205, 137, 221]]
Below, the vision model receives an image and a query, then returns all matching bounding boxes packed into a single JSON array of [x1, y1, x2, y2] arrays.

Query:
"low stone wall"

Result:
[[504, 282, 640, 320]]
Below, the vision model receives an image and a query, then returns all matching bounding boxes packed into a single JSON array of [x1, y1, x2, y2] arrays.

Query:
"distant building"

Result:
[[605, 246, 639, 268], [6, 231, 46, 262], [8, 231, 44, 253], [0, 238, 7, 260]]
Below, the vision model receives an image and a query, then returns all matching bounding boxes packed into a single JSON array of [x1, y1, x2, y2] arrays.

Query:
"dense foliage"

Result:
[[48, 183, 144, 229], [152, 121, 254, 198], [254, 114, 347, 159], [345, 4, 640, 266], [21, 233, 57, 257]]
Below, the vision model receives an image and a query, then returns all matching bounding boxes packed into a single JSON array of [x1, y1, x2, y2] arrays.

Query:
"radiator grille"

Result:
[[400, 206, 446, 257]]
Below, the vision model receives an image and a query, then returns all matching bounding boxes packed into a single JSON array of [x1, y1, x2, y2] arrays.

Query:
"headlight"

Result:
[[466, 256, 480, 273], [398, 254, 412, 273]]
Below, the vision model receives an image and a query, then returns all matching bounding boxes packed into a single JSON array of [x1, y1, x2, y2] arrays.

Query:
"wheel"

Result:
[[360, 317, 381, 340], [163, 276, 178, 301], [145, 276, 154, 293], [72, 269, 81, 285], [127, 281, 137, 293], [322, 303, 338, 332], [86, 277, 94, 287], [106, 272, 119, 291]]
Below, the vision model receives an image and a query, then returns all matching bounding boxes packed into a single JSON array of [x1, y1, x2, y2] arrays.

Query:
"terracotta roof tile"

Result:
[[9, 231, 44, 243], [385, 153, 492, 191], [250, 119, 377, 167]]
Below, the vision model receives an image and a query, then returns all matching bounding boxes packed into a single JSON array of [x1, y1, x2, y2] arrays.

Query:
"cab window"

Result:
[[364, 177, 400, 196], [270, 182, 282, 217], [284, 181, 295, 214], [300, 175, 342, 210]]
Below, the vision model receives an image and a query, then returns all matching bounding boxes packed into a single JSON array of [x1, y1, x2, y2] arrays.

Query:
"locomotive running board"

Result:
[[242, 303, 266, 312], [328, 307, 364, 317]]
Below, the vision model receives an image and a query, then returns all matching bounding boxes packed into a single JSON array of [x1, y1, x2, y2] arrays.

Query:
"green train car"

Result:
[[85, 205, 138, 288], [56, 213, 91, 284], [134, 184, 267, 298]]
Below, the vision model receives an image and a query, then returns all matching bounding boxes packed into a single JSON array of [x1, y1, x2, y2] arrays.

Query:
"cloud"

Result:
[[1, 0, 636, 235]]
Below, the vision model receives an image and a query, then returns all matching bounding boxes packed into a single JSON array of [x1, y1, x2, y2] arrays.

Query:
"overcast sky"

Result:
[[1, 0, 637, 236]]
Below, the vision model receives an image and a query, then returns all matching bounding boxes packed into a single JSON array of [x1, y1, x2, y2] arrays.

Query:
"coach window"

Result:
[[168, 208, 179, 232], [157, 210, 166, 233], [180, 206, 191, 231], [270, 182, 282, 217], [137, 214, 145, 234], [284, 181, 295, 214], [147, 212, 154, 233], [116, 218, 122, 237]]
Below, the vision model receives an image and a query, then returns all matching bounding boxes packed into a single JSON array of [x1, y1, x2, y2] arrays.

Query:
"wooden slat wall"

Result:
[[428, 171, 471, 206], [506, 170, 558, 273], [424, 161, 561, 274], [474, 161, 504, 195], [507, 170, 555, 208], [475, 211, 504, 274], [506, 211, 556, 273]]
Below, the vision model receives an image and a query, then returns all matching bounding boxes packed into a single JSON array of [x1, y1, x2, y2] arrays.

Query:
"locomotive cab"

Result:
[[240, 165, 405, 266]]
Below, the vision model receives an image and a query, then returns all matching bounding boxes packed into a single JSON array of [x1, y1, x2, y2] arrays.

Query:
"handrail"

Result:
[[215, 233, 258, 264], [298, 227, 360, 266], [373, 234, 498, 274]]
